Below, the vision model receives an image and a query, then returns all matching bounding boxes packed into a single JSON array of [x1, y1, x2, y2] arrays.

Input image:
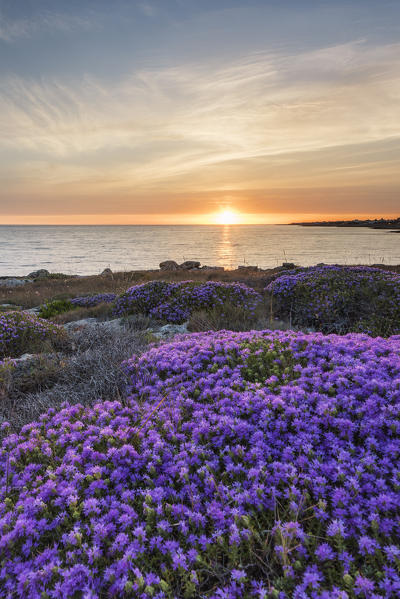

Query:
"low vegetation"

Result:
[[0, 324, 150, 435], [0, 265, 399, 597], [1, 330, 399, 597], [266, 265, 400, 336], [0, 311, 68, 358], [38, 298, 75, 319], [114, 280, 262, 323]]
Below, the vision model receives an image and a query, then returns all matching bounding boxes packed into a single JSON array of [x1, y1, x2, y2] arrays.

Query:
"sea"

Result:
[[0, 225, 399, 277]]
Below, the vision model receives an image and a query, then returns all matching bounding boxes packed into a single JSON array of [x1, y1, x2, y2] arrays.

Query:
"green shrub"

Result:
[[38, 299, 75, 319], [51, 302, 114, 324]]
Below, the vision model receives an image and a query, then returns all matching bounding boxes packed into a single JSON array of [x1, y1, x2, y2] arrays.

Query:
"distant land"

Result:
[[290, 217, 400, 230]]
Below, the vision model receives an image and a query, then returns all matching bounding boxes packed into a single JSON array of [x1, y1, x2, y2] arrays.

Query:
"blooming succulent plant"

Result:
[[0, 311, 66, 358], [71, 293, 117, 308], [1, 329, 399, 597], [113, 280, 185, 317], [266, 265, 400, 336], [114, 280, 262, 323]]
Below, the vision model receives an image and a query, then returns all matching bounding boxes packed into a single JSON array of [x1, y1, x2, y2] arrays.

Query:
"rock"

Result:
[[24, 307, 41, 314], [63, 317, 124, 332], [0, 278, 30, 287], [99, 318, 123, 331], [201, 266, 225, 271], [179, 261, 201, 270], [238, 265, 258, 272], [63, 318, 98, 331], [159, 260, 180, 271], [0, 303, 22, 311], [27, 269, 50, 279], [151, 323, 189, 339], [101, 268, 113, 277], [16, 353, 36, 363], [282, 263, 296, 269]]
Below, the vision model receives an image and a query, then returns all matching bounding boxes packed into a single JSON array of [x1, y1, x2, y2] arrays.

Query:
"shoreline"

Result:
[[290, 217, 400, 230]]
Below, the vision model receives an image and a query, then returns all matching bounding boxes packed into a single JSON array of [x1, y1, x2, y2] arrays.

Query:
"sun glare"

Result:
[[215, 209, 240, 225]]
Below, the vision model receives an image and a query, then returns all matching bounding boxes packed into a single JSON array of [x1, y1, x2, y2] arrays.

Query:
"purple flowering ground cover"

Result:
[[71, 294, 117, 308], [114, 280, 262, 323], [1, 329, 400, 597], [0, 312, 66, 359], [266, 266, 400, 337]]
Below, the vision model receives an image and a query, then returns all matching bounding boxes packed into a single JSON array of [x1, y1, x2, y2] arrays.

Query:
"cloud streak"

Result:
[[0, 9, 98, 42], [0, 38, 399, 217]]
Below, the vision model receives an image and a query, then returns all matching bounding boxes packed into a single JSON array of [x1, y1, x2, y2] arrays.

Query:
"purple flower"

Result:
[[0, 328, 399, 597]]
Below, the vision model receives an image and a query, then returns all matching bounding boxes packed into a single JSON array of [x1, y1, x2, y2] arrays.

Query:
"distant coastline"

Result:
[[290, 217, 400, 230]]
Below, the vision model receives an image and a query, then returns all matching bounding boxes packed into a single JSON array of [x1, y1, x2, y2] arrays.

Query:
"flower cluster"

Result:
[[114, 280, 262, 323], [113, 280, 186, 317], [0, 311, 66, 358], [1, 329, 399, 597], [71, 293, 117, 308], [266, 265, 400, 336]]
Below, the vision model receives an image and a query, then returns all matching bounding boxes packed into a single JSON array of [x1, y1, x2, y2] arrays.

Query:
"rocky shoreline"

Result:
[[0, 261, 288, 288], [290, 216, 400, 230]]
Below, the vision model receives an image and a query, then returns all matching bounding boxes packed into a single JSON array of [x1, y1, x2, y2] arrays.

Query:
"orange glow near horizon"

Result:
[[214, 209, 241, 225], [0, 212, 398, 226]]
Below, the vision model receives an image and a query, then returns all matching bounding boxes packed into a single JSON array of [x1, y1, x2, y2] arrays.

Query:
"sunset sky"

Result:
[[0, 0, 399, 224]]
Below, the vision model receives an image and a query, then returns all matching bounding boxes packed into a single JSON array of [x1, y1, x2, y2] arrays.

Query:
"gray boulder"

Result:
[[0, 303, 22, 310], [282, 263, 296, 269], [101, 268, 113, 277], [15, 353, 36, 363], [151, 323, 188, 339], [24, 307, 41, 314], [180, 261, 201, 270], [63, 317, 124, 332], [0, 278, 30, 287], [159, 260, 180, 271], [27, 269, 50, 279], [63, 318, 98, 331]]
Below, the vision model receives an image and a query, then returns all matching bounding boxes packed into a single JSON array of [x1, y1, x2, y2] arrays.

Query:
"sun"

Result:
[[215, 209, 240, 225]]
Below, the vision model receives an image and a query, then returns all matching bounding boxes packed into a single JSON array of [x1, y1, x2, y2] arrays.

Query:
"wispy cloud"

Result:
[[0, 39, 399, 214], [137, 2, 157, 18], [0, 9, 99, 43]]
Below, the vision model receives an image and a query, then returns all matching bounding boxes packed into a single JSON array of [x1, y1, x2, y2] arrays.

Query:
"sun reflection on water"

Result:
[[217, 225, 234, 268]]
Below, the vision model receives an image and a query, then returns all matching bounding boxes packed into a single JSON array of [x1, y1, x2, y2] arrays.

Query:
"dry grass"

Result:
[[187, 300, 301, 333], [2, 265, 399, 310], [50, 303, 114, 324], [0, 273, 136, 309], [0, 323, 151, 435], [0, 268, 280, 309]]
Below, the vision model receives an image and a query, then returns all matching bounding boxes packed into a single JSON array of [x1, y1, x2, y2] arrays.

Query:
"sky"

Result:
[[0, 0, 399, 224]]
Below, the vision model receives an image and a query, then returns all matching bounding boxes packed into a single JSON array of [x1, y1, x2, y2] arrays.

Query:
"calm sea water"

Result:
[[0, 225, 399, 277]]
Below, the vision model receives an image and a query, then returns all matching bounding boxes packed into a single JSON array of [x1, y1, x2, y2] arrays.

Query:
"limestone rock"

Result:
[[101, 268, 113, 277], [180, 261, 201, 270], [24, 307, 41, 315], [0, 278, 30, 287], [16, 353, 36, 363], [159, 260, 180, 271], [151, 323, 188, 339], [27, 269, 50, 279], [0, 303, 22, 311], [63, 317, 123, 332], [63, 318, 98, 331]]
